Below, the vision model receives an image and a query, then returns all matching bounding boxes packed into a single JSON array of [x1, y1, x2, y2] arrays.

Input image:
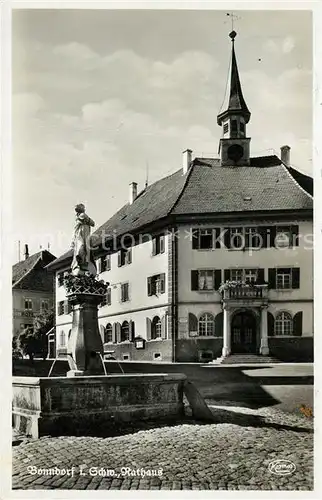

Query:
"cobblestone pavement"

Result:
[[12, 407, 313, 491]]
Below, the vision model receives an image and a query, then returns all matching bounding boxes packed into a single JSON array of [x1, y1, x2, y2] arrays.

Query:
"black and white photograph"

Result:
[[2, 2, 318, 495]]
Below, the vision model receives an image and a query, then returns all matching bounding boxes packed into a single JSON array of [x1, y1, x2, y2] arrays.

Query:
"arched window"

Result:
[[151, 316, 162, 339], [275, 312, 293, 336], [59, 331, 66, 346], [104, 323, 113, 343], [198, 313, 215, 336], [121, 321, 130, 342]]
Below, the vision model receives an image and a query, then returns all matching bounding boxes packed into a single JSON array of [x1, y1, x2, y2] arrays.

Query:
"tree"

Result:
[[17, 308, 54, 362], [12, 335, 23, 359]]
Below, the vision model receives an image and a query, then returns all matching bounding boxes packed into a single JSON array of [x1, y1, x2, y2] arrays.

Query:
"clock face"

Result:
[[227, 144, 244, 163]]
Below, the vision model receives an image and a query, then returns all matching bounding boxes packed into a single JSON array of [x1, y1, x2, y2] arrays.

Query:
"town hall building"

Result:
[[47, 30, 313, 363]]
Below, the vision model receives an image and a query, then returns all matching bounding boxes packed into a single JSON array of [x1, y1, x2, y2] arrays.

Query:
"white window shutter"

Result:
[[146, 318, 152, 340], [112, 323, 117, 343], [161, 316, 167, 339]]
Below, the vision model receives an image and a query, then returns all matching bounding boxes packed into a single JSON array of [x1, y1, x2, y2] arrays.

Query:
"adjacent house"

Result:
[[12, 245, 56, 357]]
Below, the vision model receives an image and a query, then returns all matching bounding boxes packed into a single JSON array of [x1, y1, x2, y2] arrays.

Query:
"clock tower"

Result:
[[217, 30, 251, 166]]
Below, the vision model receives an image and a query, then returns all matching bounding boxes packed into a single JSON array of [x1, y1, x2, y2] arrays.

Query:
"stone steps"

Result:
[[211, 354, 282, 365]]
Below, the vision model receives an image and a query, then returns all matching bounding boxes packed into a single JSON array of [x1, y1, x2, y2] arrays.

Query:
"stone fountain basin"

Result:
[[12, 373, 186, 438]]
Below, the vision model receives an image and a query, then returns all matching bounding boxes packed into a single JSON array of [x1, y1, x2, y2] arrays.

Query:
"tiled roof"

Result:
[[287, 165, 313, 196], [172, 156, 313, 214], [91, 168, 187, 246], [47, 155, 313, 271], [12, 250, 56, 291]]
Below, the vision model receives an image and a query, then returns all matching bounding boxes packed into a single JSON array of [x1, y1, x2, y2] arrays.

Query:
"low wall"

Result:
[[268, 337, 313, 362], [106, 339, 173, 362], [12, 373, 186, 438], [176, 338, 223, 362]]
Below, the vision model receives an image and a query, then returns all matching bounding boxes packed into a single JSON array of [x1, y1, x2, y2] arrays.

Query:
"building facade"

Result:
[[12, 246, 56, 356], [47, 31, 313, 363]]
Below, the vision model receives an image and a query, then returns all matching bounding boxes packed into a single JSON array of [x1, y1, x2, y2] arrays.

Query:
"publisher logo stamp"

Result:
[[268, 459, 296, 476]]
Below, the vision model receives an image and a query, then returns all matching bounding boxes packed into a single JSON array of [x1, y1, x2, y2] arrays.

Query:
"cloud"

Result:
[[12, 38, 312, 258], [283, 36, 295, 54], [263, 36, 295, 55]]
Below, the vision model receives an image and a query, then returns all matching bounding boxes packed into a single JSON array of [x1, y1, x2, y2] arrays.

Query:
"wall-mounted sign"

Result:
[[134, 337, 145, 349]]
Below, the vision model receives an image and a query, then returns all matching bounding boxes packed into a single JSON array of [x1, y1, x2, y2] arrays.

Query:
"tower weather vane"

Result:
[[226, 12, 241, 32]]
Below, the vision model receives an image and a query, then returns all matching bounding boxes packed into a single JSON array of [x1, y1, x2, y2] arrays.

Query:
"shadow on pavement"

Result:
[[205, 407, 313, 434], [13, 407, 311, 441], [13, 360, 313, 413]]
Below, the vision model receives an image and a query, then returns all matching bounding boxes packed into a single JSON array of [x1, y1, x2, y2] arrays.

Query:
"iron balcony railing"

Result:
[[221, 283, 268, 301]]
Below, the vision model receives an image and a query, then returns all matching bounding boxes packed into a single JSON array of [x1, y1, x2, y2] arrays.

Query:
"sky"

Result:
[[12, 8, 312, 261]]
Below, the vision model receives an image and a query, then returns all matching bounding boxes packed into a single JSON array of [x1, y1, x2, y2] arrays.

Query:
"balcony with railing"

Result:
[[219, 281, 268, 304]]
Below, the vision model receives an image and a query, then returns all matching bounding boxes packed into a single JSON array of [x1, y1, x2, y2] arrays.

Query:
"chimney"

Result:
[[280, 145, 291, 167], [24, 244, 29, 260], [129, 182, 138, 204], [182, 149, 193, 175]]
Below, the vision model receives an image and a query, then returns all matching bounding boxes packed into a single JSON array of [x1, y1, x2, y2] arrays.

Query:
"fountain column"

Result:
[[65, 274, 108, 376]]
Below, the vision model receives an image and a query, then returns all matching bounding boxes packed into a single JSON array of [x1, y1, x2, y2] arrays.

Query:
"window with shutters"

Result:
[[229, 227, 261, 250], [147, 273, 165, 296], [244, 269, 258, 283], [63, 301, 70, 315], [57, 273, 64, 287], [230, 228, 244, 249], [229, 268, 259, 283], [151, 316, 162, 339], [192, 228, 222, 250], [58, 301, 64, 316], [96, 258, 102, 274], [223, 122, 229, 134], [198, 313, 215, 336], [200, 229, 213, 249], [121, 282, 129, 302], [59, 331, 66, 346], [41, 299, 49, 311], [198, 270, 215, 291], [121, 321, 130, 342], [269, 267, 299, 290], [24, 298, 33, 310], [276, 268, 292, 289], [240, 121, 245, 134], [275, 311, 293, 336], [245, 227, 261, 249], [275, 225, 299, 248], [118, 248, 132, 267], [101, 288, 111, 307], [152, 234, 165, 256], [230, 269, 243, 282], [100, 256, 108, 273], [191, 269, 221, 291]]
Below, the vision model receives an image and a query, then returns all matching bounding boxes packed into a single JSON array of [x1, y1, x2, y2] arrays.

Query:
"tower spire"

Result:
[[217, 30, 251, 166], [217, 30, 251, 126]]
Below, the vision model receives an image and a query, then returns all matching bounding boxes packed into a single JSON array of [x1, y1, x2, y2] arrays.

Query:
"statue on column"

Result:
[[66, 203, 108, 376], [71, 203, 97, 276]]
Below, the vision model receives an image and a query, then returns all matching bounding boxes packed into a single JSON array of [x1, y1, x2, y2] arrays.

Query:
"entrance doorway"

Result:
[[231, 311, 257, 354]]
